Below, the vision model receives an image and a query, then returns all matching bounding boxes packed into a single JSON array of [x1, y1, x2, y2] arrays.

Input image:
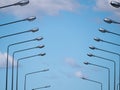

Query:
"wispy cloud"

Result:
[[94, 0, 112, 11], [74, 71, 87, 78], [0, 0, 80, 17], [65, 58, 82, 68], [0, 52, 16, 68], [64, 58, 87, 78], [1, 0, 120, 18], [60, 70, 87, 78], [94, 0, 120, 17], [74, 71, 83, 78]]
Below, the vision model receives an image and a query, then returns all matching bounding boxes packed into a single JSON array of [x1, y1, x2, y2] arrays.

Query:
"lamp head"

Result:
[[87, 53, 94, 57], [36, 45, 45, 48], [110, 1, 120, 8], [94, 37, 101, 42], [89, 46, 96, 50], [44, 85, 51, 88], [17, 0, 29, 6], [35, 37, 43, 41], [42, 69, 49, 72], [99, 28, 108, 33], [84, 62, 90, 65], [26, 16, 36, 21], [31, 28, 39, 32], [38, 53, 46, 56], [104, 18, 113, 24], [81, 77, 87, 80]]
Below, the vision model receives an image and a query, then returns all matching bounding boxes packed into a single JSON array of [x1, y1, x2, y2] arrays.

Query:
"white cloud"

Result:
[[0, 0, 80, 17], [0, 52, 16, 68], [94, 0, 112, 11], [60, 70, 87, 79], [65, 58, 82, 68], [74, 71, 86, 78], [94, 0, 120, 17], [64, 58, 87, 78], [1, 0, 120, 18]]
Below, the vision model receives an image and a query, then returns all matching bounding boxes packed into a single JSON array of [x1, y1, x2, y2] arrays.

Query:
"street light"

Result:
[[0, 27, 39, 90], [89, 46, 120, 90], [94, 37, 120, 46], [97, 37, 120, 90], [0, 28, 39, 39], [81, 77, 102, 90], [99, 28, 120, 37], [87, 53, 116, 90], [110, 1, 120, 8], [102, 2, 120, 87], [0, 28, 38, 90], [84, 62, 110, 90], [0, 0, 29, 9], [104, 18, 120, 24], [6, 37, 43, 90], [11, 45, 45, 90], [32, 85, 51, 90], [89, 46, 119, 56], [0, 16, 36, 27], [16, 53, 46, 90], [117, 83, 120, 90], [24, 69, 49, 90]]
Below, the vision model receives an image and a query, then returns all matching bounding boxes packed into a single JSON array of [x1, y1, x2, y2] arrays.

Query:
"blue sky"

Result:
[[0, 0, 120, 90]]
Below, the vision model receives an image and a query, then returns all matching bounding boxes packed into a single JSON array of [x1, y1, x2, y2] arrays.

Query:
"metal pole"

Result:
[[0, 0, 29, 9], [12, 45, 44, 90], [102, 40, 120, 46], [16, 53, 46, 90], [87, 53, 116, 90], [91, 46, 120, 90], [6, 37, 43, 90], [24, 69, 49, 90], [99, 28, 120, 36], [0, 16, 36, 27], [104, 18, 120, 24], [0, 19, 26, 26], [119, 56, 120, 90], [82, 77, 102, 90], [0, 29, 38, 90], [32, 85, 51, 90], [94, 38, 120, 47], [0, 28, 39, 39], [84, 62, 110, 90], [0, 3, 18, 9]]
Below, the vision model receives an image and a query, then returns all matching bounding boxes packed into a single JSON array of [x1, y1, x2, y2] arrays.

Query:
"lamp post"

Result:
[[0, 28, 39, 39], [32, 85, 51, 90], [84, 62, 110, 90], [89, 46, 120, 89], [99, 28, 120, 37], [110, 1, 120, 8], [0, 0, 29, 9], [0, 27, 39, 90], [102, 2, 120, 88], [94, 37, 120, 46], [11, 45, 45, 90], [0, 28, 39, 90], [81, 77, 102, 90], [104, 18, 120, 24], [6, 37, 43, 90], [24, 69, 49, 90], [16, 53, 46, 90], [117, 83, 119, 90], [0, 16, 36, 27], [87, 53, 116, 90]]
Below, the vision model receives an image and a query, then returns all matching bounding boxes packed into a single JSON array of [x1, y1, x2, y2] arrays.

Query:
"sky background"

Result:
[[0, 0, 120, 90]]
